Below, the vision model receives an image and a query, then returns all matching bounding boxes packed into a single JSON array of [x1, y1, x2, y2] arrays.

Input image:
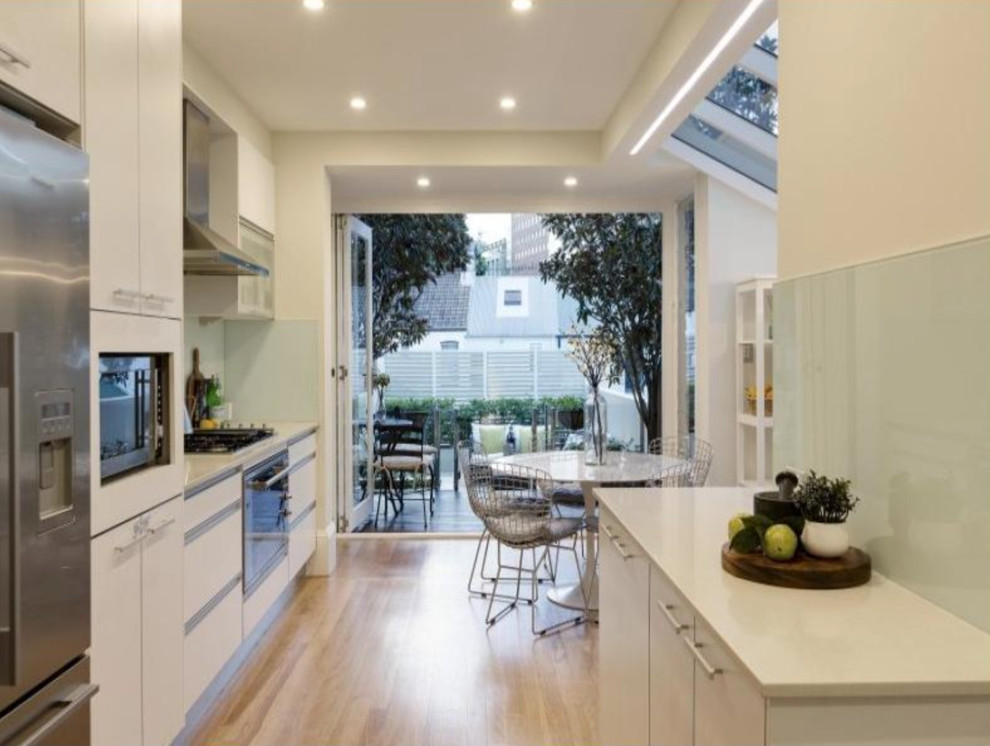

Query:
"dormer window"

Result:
[[504, 289, 522, 306]]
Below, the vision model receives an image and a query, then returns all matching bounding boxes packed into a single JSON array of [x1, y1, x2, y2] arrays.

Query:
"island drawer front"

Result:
[[184, 503, 242, 624], [289, 433, 317, 466], [599, 506, 651, 746], [185, 470, 241, 532], [184, 578, 242, 713], [692, 616, 765, 746], [649, 565, 695, 746], [243, 556, 289, 639]]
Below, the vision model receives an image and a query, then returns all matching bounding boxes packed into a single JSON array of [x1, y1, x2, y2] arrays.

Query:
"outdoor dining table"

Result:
[[492, 450, 683, 619]]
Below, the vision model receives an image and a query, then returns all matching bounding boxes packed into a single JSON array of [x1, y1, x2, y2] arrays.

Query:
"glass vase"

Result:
[[584, 389, 608, 465]]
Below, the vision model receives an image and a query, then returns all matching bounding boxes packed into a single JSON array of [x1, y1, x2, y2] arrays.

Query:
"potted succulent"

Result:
[[796, 471, 860, 558]]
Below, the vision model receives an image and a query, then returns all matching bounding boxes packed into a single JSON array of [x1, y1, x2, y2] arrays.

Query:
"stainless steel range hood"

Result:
[[183, 101, 269, 277]]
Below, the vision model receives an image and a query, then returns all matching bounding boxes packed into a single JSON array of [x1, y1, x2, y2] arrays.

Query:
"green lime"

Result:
[[727, 513, 749, 541], [763, 524, 798, 561]]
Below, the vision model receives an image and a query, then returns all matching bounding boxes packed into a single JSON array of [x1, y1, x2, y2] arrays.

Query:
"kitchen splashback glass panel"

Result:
[[774, 236, 990, 632]]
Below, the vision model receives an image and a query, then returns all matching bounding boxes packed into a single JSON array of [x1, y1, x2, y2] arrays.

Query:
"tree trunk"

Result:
[[645, 376, 662, 445]]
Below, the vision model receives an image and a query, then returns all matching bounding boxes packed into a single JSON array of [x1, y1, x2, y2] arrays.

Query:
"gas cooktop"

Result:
[[184, 426, 275, 455]]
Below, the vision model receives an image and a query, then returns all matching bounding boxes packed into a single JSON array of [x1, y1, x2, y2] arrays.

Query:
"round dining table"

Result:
[[492, 450, 683, 619]]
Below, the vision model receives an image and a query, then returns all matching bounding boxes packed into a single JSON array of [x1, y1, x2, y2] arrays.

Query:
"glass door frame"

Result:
[[334, 215, 375, 532]]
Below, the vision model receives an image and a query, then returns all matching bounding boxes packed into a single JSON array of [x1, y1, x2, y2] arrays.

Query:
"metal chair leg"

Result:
[[531, 546, 585, 637]]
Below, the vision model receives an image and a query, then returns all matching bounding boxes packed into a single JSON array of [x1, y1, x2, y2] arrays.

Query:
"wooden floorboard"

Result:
[[184, 539, 599, 746]]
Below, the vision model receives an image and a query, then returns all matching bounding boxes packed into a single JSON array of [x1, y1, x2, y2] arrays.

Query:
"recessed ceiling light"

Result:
[[511, 0, 533, 12], [302, 0, 325, 11], [500, 96, 517, 111], [349, 96, 367, 111], [564, 176, 578, 188], [417, 176, 431, 188]]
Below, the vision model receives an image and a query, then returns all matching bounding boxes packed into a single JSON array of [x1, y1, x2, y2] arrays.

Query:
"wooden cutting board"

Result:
[[721, 543, 872, 589]]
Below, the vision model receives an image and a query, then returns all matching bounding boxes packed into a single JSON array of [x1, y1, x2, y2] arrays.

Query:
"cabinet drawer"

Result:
[[289, 504, 316, 578], [185, 470, 241, 532], [184, 502, 242, 623], [649, 565, 695, 746], [692, 617, 765, 746], [184, 577, 242, 713], [243, 556, 289, 640], [599, 507, 651, 746], [0, 0, 81, 123], [288, 432, 317, 466], [289, 455, 317, 515]]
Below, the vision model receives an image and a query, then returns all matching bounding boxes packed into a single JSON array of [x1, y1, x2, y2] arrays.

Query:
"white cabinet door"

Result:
[[137, 0, 182, 319], [692, 617, 766, 746], [91, 517, 144, 746], [0, 0, 81, 123], [84, 0, 141, 314], [141, 497, 185, 746], [599, 513, 651, 746], [237, 137, 276, 235], [649, 566, 695, 746]]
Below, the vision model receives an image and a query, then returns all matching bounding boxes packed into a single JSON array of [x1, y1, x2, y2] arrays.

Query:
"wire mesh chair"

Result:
[[647, 435, 715, 487], [458, 441, 556, 606], [459, 446, 587, 636]]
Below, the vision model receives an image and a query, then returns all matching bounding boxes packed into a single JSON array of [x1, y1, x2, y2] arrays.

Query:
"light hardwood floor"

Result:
[[185, 539, 599, 746]]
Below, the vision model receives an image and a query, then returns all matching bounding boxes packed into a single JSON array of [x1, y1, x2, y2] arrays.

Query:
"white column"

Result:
[[660, 200, 680, 441]]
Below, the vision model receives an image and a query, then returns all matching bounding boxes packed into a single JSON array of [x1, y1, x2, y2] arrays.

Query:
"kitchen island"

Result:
[[595, 487, 990, 746]]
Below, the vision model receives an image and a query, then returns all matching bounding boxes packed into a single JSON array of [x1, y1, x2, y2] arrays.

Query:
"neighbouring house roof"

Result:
[[413, 272, 471, 331]]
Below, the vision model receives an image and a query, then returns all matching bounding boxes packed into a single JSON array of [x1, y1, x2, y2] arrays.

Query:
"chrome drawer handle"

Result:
[[683, 637, 722, 679], [600, 525, 632, 560], [143, 293, 176, 304], [114, 529, 146, 553], [657, 600, 688, 634], [112, 288, 142, 301], [147, 516, 176, 535]]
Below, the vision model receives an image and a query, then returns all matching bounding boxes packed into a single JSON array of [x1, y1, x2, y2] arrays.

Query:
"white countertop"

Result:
[[595, 487, 990, 698], [184, 421, 317, 493]]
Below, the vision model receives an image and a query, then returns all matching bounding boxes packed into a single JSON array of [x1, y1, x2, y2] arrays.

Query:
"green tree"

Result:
[[539, 214, 664, 441], [355, 214, 472, 360]]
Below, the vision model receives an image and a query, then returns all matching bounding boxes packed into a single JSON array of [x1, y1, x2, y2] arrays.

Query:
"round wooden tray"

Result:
[[721, 543, 872, 589]]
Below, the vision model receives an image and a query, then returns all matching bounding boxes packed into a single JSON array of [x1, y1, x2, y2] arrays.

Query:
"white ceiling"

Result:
[[327, 156, 695, 213], [183, 0, 677, 132]]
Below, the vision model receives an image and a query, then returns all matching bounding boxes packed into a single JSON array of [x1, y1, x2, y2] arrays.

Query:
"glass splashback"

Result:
[[774, 236, 990, 632]]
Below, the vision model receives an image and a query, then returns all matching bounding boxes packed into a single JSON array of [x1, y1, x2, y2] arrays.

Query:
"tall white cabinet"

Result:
[[84, 0, 183, 319], [92, 497, 185, 746], [735, 278, 775, 486]]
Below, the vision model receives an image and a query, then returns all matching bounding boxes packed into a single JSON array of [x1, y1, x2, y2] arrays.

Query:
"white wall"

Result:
[[182, 42, 273, 160], [694, 175, 777, 485], [778, 0, 990, 279]]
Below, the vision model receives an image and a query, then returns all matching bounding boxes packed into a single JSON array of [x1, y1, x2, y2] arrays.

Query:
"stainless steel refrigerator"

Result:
[[0, 107, 94, 744]]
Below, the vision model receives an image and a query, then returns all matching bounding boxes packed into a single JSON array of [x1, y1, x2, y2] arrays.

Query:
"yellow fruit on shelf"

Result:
[[199, 419, 217, 430]]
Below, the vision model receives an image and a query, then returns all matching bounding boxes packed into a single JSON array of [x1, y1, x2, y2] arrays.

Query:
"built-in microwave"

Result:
[[98, 354, 171, 482]]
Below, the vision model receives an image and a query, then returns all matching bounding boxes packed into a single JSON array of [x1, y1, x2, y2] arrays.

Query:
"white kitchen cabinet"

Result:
[[184, 490, 242, 626], [649, 566, 695, 746], [184, 577, 242, 713], [692, 617, 765, 746], [84, 0, 182, 318], [91, 496, 185, 746], [599, 511, 651, 746], [91, 515, 144, 746], [84, 0, 141, 315], [137, 0, 183, 319], [0, 0, 81, 123], [289, 503, 317, 578], [237, 137, 276, 235], [140, 498, 186, 746], [243, 556, 289, 640]]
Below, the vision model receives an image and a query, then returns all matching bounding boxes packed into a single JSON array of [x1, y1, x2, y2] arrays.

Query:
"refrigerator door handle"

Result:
[[16, 683, 99, 746], [0, 332, 19, 687]]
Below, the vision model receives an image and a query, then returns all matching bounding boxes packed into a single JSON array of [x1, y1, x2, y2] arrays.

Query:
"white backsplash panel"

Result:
[[775, 236, 990, 632]]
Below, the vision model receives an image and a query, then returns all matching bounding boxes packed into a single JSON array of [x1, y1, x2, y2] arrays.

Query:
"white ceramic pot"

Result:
[[801, 520, 849, 558]]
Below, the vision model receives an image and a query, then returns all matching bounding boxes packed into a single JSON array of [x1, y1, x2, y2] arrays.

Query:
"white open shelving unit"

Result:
[[735, 277, 775, 487]]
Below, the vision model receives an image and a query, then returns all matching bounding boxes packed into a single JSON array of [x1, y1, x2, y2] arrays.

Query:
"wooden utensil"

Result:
[[186, 347, 206, 426]]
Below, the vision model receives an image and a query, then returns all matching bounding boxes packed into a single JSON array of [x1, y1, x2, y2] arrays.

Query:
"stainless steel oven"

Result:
[[98, 354, 170, 483], [243, 451, 290, 597]]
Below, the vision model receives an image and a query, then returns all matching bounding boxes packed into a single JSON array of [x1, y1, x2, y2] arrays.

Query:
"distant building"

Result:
[[510, 214, 557, 273], [480, 237, 510, 277], [410, 272, 471, 350]]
